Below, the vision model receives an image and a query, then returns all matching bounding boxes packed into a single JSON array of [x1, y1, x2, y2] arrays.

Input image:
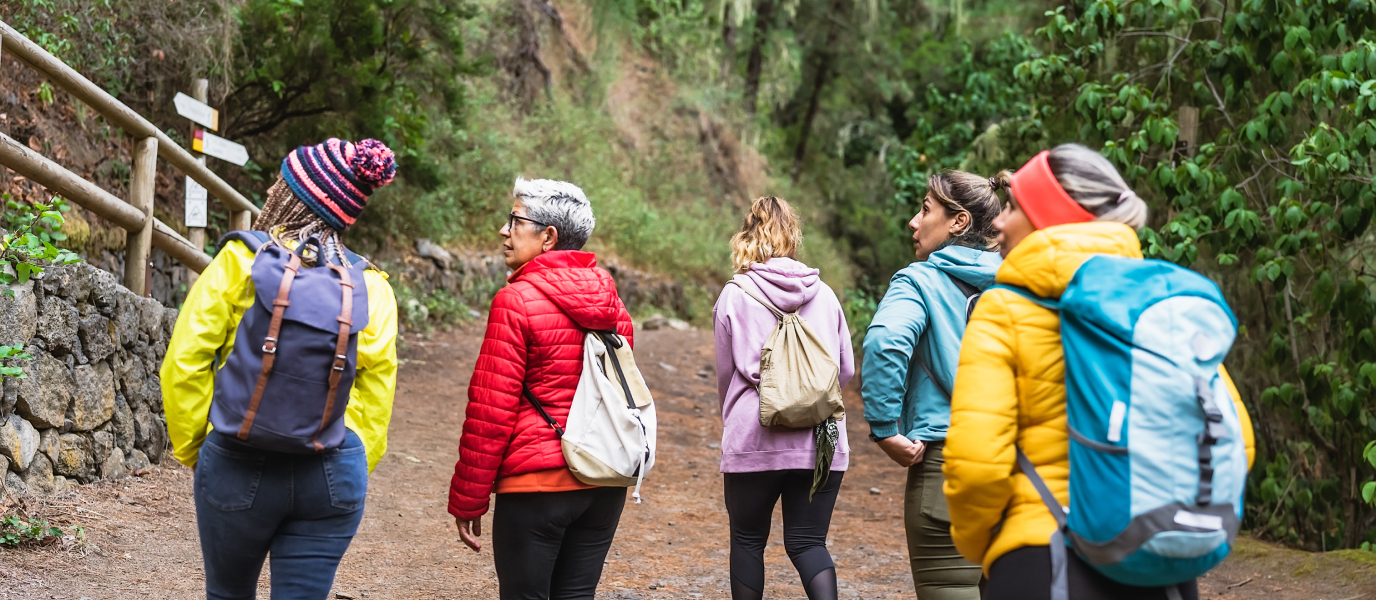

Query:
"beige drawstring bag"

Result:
[[729, 278, 844, 428]]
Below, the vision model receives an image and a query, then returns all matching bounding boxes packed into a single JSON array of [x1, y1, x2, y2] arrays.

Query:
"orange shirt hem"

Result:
[[495, 468, 598, 494]]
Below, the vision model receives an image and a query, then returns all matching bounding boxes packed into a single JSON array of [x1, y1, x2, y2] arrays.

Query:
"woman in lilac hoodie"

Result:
[[713, 196, 855, 600]]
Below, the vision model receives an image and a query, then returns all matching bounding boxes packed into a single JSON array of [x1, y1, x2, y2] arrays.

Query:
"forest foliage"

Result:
[[615, 0, 1376, 550], [893, 0, 1376, 551], [7, 0, 1376, 549]]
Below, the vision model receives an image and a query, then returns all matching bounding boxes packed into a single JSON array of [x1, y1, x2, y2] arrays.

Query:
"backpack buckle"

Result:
[[262, 337, 278, 354], [333, 354, 347, 371]]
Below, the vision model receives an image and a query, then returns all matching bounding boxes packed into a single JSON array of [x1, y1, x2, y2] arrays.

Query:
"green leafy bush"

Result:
[[0, 515, 63, 548], [0, 196, 81, 294], [0, 345, 32, 382], [392, 283, 485, 334]]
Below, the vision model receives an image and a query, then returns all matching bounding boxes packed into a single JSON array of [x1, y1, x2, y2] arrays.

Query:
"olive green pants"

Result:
[[905, 441, 982, 600]]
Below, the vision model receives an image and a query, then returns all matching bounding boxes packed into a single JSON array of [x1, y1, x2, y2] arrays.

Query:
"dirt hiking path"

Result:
[[3, 325, 1376, 599]]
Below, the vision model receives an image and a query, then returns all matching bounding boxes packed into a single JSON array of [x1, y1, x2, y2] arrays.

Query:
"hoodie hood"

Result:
[[997, 221, 1143, 298], [740, 257, 821, 313], [926, 245, 1003, 290], [514, 250, 625, 331]]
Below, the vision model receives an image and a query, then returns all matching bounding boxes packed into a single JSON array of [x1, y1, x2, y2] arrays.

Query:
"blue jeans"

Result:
[[194, 429, 368, 600]]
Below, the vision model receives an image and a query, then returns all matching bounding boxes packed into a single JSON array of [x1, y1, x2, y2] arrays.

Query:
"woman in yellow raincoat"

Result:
[[161, 138, 398, 600], [942, 143, 1254, 600]]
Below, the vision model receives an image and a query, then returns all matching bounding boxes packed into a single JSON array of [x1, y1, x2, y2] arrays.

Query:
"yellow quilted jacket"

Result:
[[160, 238, 399, 472], [941, 222, 1255, 573]]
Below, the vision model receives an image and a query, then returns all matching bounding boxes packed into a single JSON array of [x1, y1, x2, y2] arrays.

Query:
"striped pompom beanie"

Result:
[[280, 138, 397, 231]]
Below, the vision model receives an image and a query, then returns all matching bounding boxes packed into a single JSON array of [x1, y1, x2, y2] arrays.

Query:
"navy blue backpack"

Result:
[[210, 231, 370, 453]]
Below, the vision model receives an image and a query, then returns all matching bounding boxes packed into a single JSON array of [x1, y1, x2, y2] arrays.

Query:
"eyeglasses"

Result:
[[507, 212, 549, 231]]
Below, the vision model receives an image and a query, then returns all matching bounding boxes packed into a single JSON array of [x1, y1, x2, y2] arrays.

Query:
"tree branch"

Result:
[[232, 105, 335, 139], [1118, 31, 1192, 43], [1203, 73, 1236, 128], [1285, 279, 1338, 454]]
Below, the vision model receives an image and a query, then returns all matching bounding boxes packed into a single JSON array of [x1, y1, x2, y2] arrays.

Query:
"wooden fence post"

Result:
[[125, 137, 157, 296], [230, 210, 251, 231], [186, 78, 208, 287]]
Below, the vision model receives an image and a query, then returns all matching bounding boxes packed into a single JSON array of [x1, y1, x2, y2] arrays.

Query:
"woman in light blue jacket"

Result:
[[861, 170, 1005, 600]]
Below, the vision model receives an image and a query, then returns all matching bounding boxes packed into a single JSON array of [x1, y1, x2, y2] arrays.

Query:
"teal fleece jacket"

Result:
[[861, 245, 1002, 441]]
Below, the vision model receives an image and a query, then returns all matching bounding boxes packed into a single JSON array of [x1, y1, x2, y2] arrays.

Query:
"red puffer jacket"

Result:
[[447, 250, 634, 519]]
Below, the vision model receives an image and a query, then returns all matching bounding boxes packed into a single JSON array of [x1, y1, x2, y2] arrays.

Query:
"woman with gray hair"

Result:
[[448, 177, 635, 599]]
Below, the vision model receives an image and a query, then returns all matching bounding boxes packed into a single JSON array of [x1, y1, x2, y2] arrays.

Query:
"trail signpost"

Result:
[[192, 130, 249, 166], [173, 92, 219, 131], [177, 79, 250, 285], [182, 81, 210, 285]]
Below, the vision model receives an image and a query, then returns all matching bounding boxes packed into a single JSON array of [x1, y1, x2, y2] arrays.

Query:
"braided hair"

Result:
[[253, 177, 353, 267]]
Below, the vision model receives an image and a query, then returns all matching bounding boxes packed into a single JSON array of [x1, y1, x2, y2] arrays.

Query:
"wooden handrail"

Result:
[[153, 219, 211, 273], [0, 132, 210, 273], [0, 133, 146, 231], [0, 20, 259, 289], [0, 20, 259, 218]]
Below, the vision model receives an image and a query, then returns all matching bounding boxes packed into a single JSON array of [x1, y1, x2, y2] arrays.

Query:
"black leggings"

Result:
[[723, 470, 844, 600], [492, 487, 627, 600], [984, 546, 1199, 600]]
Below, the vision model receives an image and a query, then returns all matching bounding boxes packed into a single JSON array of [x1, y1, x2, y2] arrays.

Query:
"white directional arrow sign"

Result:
[[193, 130, 249, 166], [174, 92, 219, 131]]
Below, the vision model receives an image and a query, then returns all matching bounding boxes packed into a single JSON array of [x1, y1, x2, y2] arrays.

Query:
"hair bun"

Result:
[[351, 139, 397, 189]]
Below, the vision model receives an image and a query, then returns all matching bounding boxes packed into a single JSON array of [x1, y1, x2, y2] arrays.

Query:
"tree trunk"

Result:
[[743, 0, 776, 114], [790, 0, 845, 182], [791, 50, 832, 183], [1347, 466, 1360, 548], [722, 4, 736, 81]]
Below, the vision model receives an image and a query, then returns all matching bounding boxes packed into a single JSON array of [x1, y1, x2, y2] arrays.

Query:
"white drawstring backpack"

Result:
[[523, 331, 657, 502]]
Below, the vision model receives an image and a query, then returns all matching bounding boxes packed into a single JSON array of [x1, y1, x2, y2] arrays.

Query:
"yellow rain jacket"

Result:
[[942, 222, 1255, 574], [160, 238, 399, 472]]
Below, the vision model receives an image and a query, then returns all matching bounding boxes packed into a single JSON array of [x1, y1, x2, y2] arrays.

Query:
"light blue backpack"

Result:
[[994, 255, 1249, 600]]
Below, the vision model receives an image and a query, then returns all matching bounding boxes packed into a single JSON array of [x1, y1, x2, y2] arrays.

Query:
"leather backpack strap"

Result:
[[239, 252, 301, 440], [314, 264, 355, 451]]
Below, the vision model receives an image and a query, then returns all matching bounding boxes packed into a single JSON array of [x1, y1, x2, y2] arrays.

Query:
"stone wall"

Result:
[[393, 240, 688, 318], [85, 246, 190, 309], [0, 262, 177, 498]]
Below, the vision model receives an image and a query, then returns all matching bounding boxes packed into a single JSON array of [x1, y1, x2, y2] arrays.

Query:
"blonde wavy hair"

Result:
[[730, 196, 802, 273]]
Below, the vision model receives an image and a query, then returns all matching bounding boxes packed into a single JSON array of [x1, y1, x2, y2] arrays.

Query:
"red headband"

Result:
[[1010, 151, 1096, 230]]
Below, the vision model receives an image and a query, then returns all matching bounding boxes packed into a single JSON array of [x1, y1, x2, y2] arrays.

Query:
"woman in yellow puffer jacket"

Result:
[[942, 143, 1254, 600], [161, 138, 399, 599]]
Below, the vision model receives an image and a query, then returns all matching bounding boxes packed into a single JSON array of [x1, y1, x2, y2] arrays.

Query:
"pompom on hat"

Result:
[[1009, 150, 1095, 230], [280, 138, 397, 231]]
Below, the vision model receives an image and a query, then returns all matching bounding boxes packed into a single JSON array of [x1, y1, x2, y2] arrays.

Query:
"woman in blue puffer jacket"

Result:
[[861, 169, 1006, 600]]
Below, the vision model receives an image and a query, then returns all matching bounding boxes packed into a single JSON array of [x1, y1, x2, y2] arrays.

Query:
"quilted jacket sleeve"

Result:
[[943, 290, 1021, 566], [449, 286, 530, 520]]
